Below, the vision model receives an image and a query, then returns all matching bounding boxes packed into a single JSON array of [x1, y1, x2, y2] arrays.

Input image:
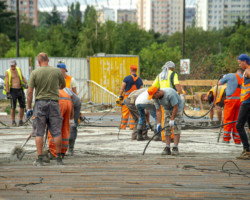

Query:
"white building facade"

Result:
[[137, 0, 183, 35], [196, 0, 250, 31]]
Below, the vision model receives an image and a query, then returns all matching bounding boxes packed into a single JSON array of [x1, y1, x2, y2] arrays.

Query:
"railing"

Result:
[[86, 80, 118, 107]]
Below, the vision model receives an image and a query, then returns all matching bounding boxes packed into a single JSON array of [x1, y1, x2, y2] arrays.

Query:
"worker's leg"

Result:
[[163, 110, 172, 146], [232, 100, 241, 144], [223, 99, 234, 142], [17, 89, 26, 122], [61, 102, 71, 155], [161, 106, 166, 141], [215, 105, 222, 122], [129, 113, 135, 130], [136, 104, 146, 141], [48, 101, 63, 157], [125, 99, 139, 139], [48, 130, 56, 157], [236, 103, 250, 151], [120, 104, 130, 129]]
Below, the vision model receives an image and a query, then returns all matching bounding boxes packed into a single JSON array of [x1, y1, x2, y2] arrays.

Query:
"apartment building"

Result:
[[196, 0, 250, 30], [3, 0, 38, 26], [117, 9, 137, 24], [137, 0, 183, 35]]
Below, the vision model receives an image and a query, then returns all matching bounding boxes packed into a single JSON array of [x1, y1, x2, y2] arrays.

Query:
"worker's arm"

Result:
[[70, 104, 74, 119], [119, 82, 126, 96], [5, 71, 9, 92], [72, 87, 77, 95], [245, 68, 250, 78], [20, 69, 27, 84], [175, 84, 183, 94], [27, 87, 34, 110], [170, 104, 178, 120]]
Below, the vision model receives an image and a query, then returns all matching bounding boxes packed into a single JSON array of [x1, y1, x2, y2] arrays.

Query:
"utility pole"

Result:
[[182, 0, 185, 59], [16, 0, 20, 57]]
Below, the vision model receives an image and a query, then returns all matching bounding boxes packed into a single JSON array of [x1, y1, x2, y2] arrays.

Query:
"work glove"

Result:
[[21, 83, 28, 89], [169, 120, 175, 127], [157, 123, 162, 133], [119, 95, 124, 101], [180, 94, 185, 106], [6, 92, 12, 99], [26, 109, 33, 118]]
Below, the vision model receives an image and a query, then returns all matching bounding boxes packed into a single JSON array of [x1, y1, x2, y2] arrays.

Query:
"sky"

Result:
[[38, 0, 196, 12]]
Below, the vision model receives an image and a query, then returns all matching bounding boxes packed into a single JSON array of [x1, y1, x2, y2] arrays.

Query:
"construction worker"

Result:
[[124, 88, 148, 140], [152, 61, 184, 141], [3, 60, 27, 126], [119, 65, 143, 130], [48, 89, 73, 159], [201, 85, 226, 122], [63, 87, 81, 156], [148, 86, 184, 155], [219, 68, 244, 144], [135, 89, 157, 141], [27, 52, 65, 166], [57, 63, 77, 94], [236, 54, 250, 159]]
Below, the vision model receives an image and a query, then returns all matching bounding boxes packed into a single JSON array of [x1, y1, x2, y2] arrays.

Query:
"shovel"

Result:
[[10, 132, 32, 160]]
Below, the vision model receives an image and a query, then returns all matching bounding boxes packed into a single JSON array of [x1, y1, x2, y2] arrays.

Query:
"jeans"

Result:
[[236, 103, 250, 150], [136, 104, 157, 128]]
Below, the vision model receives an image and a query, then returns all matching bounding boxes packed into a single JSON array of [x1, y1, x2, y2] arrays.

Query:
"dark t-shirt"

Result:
[[123, 74, 143, 92]]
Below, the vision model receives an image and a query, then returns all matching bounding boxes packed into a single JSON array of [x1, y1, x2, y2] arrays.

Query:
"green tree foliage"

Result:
[[139, 42, 181, 79], [0, 1, 16, 40], [0, 33, 11, 57], [45, 5, 62, 27]]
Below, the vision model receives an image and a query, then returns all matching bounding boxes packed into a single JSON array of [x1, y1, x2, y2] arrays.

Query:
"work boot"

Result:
[[131, 131, 137, 140], [142, 129, 150, 140], [57, 154, 64, 165], [12, 121, 16, 126], [33, 155, 44, 166], [68, 139, 75, 156], [42, 155, 50, 163], [161, 146, 171, 155], [18, 120, 23, 126], [137, 129, 145, 141], [171, 147, 179, 156], [236, 149, 250, 160], [154, 130, 162, 141]]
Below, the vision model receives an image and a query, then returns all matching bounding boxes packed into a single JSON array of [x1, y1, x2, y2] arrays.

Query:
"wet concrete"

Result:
[[0, 120, 250, 199]]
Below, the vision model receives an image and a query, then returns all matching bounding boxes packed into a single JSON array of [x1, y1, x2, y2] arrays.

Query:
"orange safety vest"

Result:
[[124, 74, 139, 98], [65, 75, 72, 89], [227, 73, 242, 100], [209, 85, 226, 104], [59, 89, 71, 100], [241, 73, 250, 102]]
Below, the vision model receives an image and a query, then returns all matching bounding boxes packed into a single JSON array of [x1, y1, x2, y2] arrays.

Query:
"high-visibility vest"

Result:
[[3, 67, 24, 95], [59, 89, 71, 101], [124, 74, 139, 97], [65, 75, 72, 89], [227, 73, 242, 100], [209, 85, 226, 104], [153, 70, 178, 90], [241, 72, 250, 102]]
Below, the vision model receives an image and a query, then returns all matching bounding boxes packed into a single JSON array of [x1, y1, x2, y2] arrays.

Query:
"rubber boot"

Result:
[[153, 129, 162, 141], [68, 139, 75, 156], [131, 131, 137, 140], [137, 129, 145, 141], [142, 129, 150, 140]]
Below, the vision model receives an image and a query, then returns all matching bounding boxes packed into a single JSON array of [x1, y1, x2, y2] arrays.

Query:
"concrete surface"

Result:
[[0, 121, 250, 199]]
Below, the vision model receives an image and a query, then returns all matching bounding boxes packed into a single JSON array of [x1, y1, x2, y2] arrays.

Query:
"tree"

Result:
[[0, 1, 16, 40], [0, 33, 11, 57], [45, 5, 62, 27]]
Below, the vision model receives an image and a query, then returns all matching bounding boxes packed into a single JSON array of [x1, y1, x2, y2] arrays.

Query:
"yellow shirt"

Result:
[[152, 69, 179, 89]]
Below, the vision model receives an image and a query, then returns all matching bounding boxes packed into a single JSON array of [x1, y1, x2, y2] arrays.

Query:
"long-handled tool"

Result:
[[10, 132, 32, 160]]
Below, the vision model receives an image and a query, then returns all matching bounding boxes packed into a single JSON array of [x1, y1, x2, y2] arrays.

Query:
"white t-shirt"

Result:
[[135, 90, 151, 106], [70, 77, 77, 89]]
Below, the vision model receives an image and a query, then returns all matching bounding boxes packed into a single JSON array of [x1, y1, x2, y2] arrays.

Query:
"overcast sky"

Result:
[[38, 0, 196, 12]]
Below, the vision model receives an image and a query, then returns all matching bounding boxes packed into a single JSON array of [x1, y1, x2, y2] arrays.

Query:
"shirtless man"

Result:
[[4, 60, 27, 126]]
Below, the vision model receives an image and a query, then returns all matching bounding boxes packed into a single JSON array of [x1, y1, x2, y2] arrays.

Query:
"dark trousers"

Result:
[[236, 103, 250, 150]]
